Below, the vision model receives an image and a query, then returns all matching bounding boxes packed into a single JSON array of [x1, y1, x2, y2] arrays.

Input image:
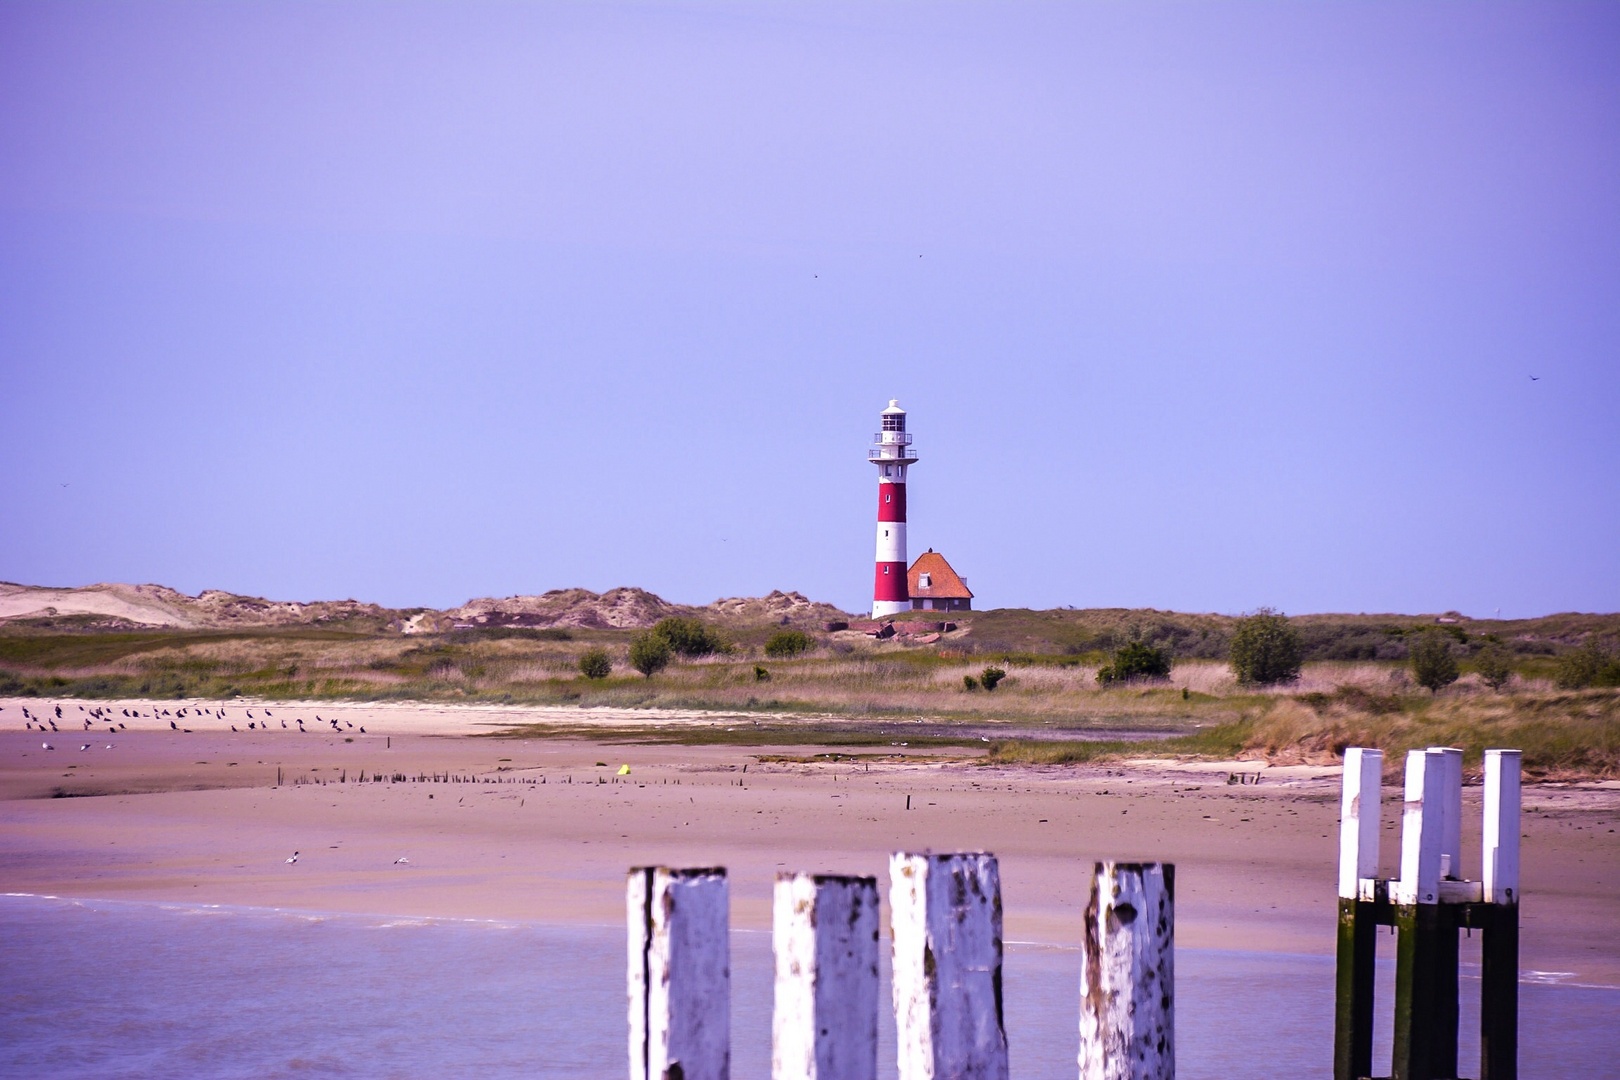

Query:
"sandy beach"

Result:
[[3, 697, 1618, 987]]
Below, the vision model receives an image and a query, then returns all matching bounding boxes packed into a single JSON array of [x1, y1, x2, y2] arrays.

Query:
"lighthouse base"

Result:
[[872, 600, 909, 619]]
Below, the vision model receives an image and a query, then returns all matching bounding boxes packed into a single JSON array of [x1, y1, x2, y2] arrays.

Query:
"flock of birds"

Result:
[[12, 702, 366, 749], [12, 701, 408, 868]]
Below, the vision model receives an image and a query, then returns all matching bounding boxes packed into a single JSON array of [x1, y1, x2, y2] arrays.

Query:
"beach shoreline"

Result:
[[3, 697, 1617, 986]]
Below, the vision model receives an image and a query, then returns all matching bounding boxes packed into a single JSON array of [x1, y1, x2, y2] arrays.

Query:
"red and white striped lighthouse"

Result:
[[870, 398, 916, 618]]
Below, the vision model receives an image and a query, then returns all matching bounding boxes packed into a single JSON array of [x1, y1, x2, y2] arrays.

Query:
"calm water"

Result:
[[1, 893, 1614, 1079]]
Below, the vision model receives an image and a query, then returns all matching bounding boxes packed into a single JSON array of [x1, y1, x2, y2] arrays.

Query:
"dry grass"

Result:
[[4, 627, 1617, 779]]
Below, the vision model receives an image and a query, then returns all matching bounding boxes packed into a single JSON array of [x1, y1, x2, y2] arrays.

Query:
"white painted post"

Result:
[[772, 873, 880, 1080], [1396, 750, 1445, 906], [889, 852, 1008, 1080], [1338, 748, 1383, 899], [1427, 746, 1463, 879], [629, 866, 731, 1080], [1078, 862, 1175, 1080], [1483, 750, 1521, 905]]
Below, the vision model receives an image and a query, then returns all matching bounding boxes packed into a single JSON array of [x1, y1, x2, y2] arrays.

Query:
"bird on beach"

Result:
[[171, 721, 178, 731], [281, 720, 287, 729], [359, 727, 365, 734], [231, 725, 238, 732], [79, 744, 89, 751], [393, 857, 409, 864], [286, 851, 299, 864], [42, 743, 53, 750]]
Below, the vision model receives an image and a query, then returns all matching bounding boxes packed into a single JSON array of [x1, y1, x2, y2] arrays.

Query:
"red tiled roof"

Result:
[[906, 551, 972, 599]]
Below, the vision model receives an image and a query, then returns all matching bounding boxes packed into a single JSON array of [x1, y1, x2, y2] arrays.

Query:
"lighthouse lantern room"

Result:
[[870, 399, 917, 618]]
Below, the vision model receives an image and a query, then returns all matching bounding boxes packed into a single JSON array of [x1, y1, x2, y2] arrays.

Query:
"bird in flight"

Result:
[[1529, 375, 1540, 381], [286, 851, 300, 864]]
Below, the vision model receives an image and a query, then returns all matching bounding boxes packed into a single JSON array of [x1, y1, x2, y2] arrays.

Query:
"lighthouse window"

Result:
[[882, 415, 905, 432], [884, 466, 891, 476], [883, 566, 890, 574]]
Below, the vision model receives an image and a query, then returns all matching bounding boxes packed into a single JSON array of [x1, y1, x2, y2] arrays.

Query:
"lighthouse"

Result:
[[870, 399, 916, 618]]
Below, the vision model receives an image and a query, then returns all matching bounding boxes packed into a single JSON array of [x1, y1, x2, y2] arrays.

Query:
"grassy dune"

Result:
[[2, 613, 1616, 779]]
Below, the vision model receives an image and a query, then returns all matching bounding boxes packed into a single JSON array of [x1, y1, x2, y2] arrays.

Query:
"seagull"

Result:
[[286, 851, 299, 864], [1529, 375, 1540, 381], [79, 744, 90, 751], [393, 857, 409, 864], [42, 742, 53, 750], [171, 721, 178, 731]]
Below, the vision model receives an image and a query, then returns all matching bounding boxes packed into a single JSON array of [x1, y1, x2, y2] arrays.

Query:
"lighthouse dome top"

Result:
[[881, 399, 906, 415]]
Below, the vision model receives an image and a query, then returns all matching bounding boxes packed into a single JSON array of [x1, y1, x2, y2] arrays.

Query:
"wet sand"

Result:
[[3, 698, 1618, 985]]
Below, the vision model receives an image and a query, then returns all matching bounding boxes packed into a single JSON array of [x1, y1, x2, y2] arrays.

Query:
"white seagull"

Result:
[[286, 851, 300, 864]]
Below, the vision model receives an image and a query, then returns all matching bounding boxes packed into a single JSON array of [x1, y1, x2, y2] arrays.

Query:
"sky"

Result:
[[2, 1, 1617, 618]]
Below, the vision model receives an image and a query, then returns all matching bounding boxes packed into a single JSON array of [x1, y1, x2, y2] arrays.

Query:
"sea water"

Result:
[[1, 893, 1614, 1079]]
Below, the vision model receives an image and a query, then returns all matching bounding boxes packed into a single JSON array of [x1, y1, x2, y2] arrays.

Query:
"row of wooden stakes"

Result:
[[628, 854, 1173, 1080]]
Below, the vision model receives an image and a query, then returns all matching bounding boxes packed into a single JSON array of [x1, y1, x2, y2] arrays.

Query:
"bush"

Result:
[[1474, 645, 1514, 693], [1228, 609, 1304, 686], [1410, 630, 1460, 693], [980, 666, 1006, 691], [753, 665, 770, 682], [963, 675, 979, 691], [651, 617, 724, 657], [1554, 639, 1620, 689], [764, 630, 813, 659], [1095, 642, 1172, 686], [577, 648, 612, 680], [628, 632, 671, 678]]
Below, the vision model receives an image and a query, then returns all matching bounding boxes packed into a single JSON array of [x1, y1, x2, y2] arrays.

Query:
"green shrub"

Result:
[[1095, 642, 1171, 685], [753, 665, 770, 682], [1554, 639, 1620, 689], [1474, 644, 1514, 692], [1229, 609, 1304, 686], [577, 648, 612, 680], [628, 632, 671, 678], [963, 675, 979, 691], [652, 617, 724, 657], [764, 630, 814, 658], [1410, 630, 1460, 693], [980, 666, 1007, 691]]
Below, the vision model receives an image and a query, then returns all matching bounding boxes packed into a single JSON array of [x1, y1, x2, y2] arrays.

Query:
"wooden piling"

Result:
[[1334, 748, 1381, 1080], [1392, 748, 1460, 1080], [1078, 861, 1174, 1080], [772, 873, 880, 1080], [889, 852, 1008, 1080], [628, 866, 731, 1080], [1480, 749, 1520, 1080]]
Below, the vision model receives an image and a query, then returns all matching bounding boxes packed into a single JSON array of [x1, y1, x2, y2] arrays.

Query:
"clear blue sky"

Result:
[[2, 2, 1616, 618]]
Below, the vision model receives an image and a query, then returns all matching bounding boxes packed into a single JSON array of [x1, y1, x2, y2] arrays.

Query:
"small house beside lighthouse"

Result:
[[870, 399, 914, 618]]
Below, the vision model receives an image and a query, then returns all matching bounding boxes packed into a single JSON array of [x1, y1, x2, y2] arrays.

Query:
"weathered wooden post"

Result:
[[1333, 747, 1382, 1080], [629, 866, 731, 1080], [1078, 861, 1174, 1080], [1480, 749, 1520, 1080], [1393, 747, 1460, 1080], [889, 852, 1008, 1080], [772, 873, 880, 1080]]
